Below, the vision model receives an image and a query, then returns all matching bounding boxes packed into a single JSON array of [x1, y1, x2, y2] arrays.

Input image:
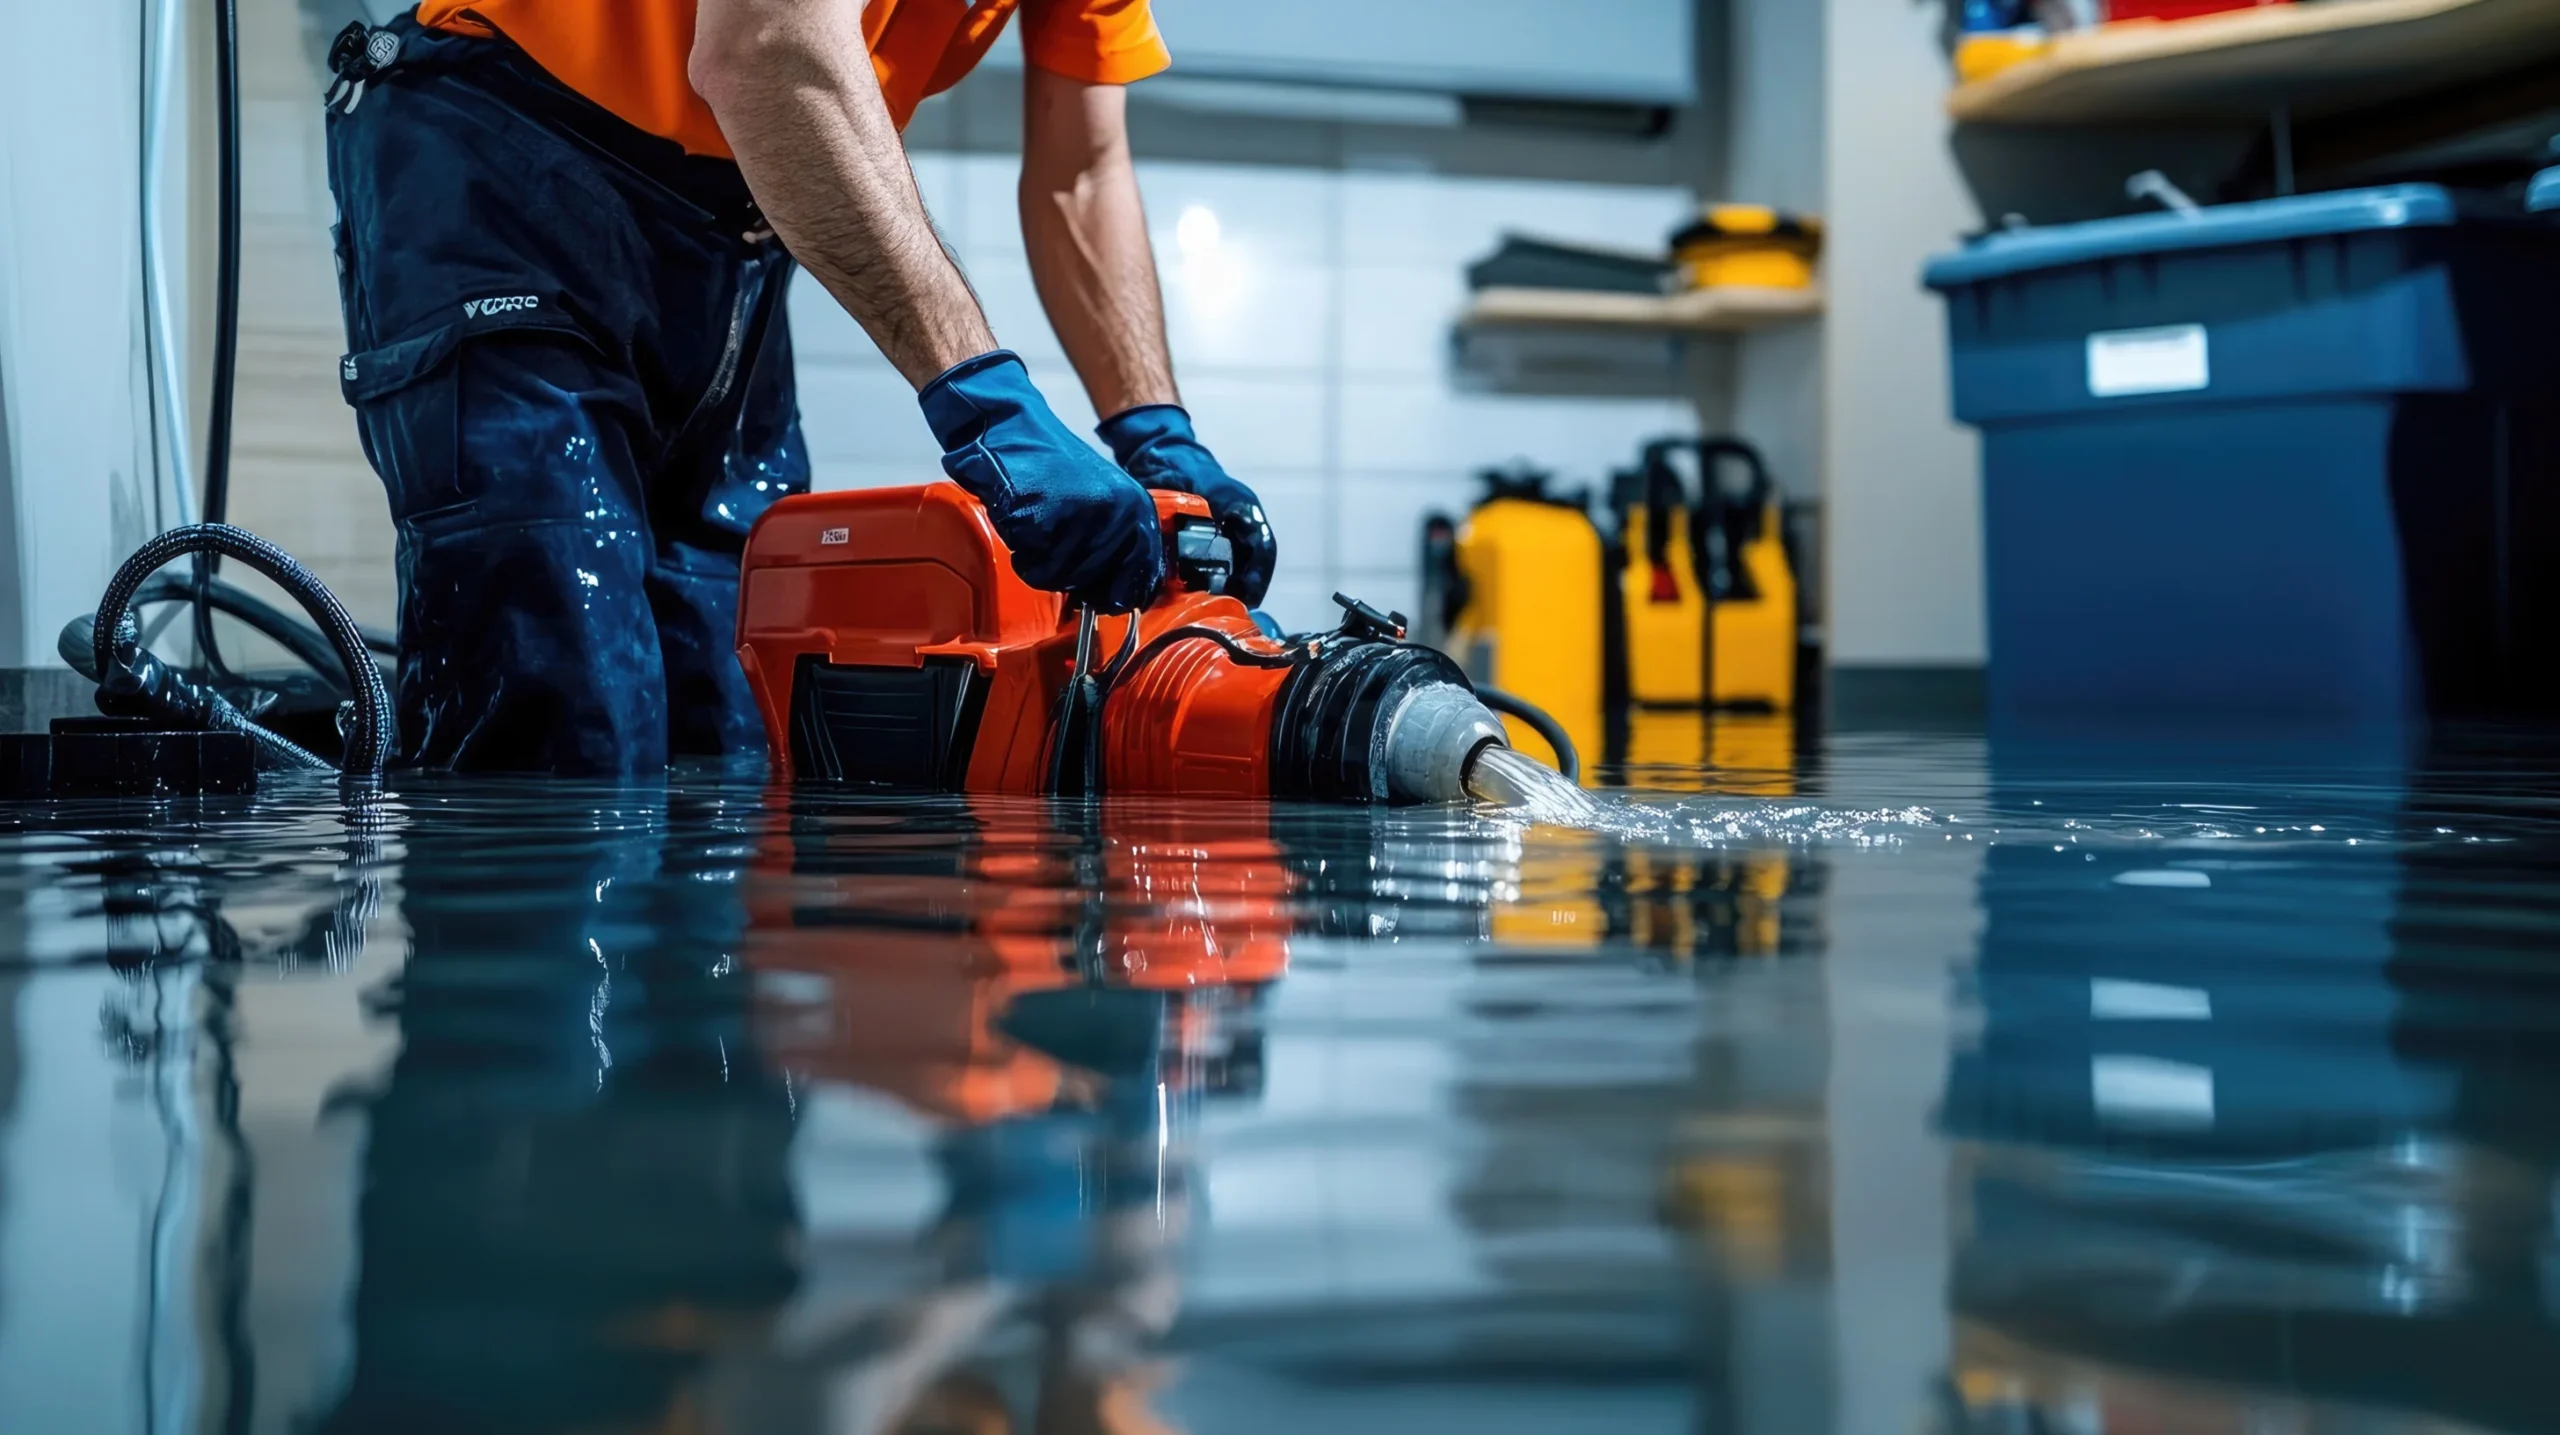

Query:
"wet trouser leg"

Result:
[[324, 18, 808, 776]]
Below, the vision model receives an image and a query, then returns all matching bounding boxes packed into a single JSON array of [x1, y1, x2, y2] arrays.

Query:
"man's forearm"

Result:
[[1020, 67, 1178, 419], [691, 0, 994, 387]]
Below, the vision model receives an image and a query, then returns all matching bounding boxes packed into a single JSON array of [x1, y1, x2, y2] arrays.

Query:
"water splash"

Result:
[[1464, 745, 1604, 824], [1465, 744, 1942, 847]]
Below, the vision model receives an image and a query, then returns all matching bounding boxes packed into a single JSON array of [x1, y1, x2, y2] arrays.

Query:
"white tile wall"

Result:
[[796, 157, 1701, 620], [1336, 264, 1467, 379], [1332, 470, 1478, 574], [1339, 172, 1694, 268], [793, 364, 944, 472], [1245, 470, 1334, 578]]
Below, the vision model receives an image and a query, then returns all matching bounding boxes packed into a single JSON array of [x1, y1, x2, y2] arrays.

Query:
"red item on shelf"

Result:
[[2106, 0, 2289, 20]]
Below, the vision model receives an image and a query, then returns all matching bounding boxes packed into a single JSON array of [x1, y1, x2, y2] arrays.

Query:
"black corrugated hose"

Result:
[[71, 525, 392, 777]]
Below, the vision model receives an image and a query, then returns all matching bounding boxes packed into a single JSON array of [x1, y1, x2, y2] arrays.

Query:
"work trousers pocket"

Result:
[[340, 306, 608, 528]]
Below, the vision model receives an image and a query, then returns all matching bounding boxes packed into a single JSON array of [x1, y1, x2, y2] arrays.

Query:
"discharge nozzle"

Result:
[[1381, 682, 1511, 805]]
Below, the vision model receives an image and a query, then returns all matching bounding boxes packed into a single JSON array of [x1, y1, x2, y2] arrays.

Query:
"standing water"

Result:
[[5, 725, 2560, 1433]]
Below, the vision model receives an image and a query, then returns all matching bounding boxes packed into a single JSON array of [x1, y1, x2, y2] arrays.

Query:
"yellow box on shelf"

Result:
[[1948, 0, 2560, 126], [1672, 206, 1824, 293]]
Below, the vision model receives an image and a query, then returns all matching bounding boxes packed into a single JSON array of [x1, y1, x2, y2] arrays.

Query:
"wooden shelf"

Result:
[[1949, 0, 2560, 126], [1460, 284, 1823, 335]]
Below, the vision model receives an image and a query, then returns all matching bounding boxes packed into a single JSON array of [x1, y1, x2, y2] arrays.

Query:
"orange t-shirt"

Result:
[[412, 0, 1171, 159]]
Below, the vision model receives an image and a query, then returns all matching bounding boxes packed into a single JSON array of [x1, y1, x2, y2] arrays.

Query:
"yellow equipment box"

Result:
[[1670, 205, 1824, 292], [1715, 500, 1797, 712], [1620, 490, 1712, 708], [1609, 439, 1799, 714], [1440, 471, 1607, 774]]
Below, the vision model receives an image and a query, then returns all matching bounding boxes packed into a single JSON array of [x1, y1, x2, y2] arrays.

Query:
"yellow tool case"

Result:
[[1605, 438, 1798, 715], [1423, 469, 1608, 772]]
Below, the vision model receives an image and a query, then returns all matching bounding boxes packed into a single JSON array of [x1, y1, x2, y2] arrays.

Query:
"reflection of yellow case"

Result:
[[1622, 504, 1710, 709], [1494, 850, 1605, 949], [1707, 714, 1796, 798], [1623, 709, 1707, 777], [1448, 497, 1606, 777], [1733, 853, 1788, 957], [1664, 1157, 1787, 1276]]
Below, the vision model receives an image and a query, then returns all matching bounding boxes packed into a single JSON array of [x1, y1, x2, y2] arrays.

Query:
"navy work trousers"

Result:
[[326, 18, 809, 775]]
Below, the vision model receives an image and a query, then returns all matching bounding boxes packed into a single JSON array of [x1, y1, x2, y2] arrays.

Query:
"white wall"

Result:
[[1726, 0, 1827, 516], [0, 0, 167, 669], [223, 0, 399, 633], [1822, 0, 1985, 669]]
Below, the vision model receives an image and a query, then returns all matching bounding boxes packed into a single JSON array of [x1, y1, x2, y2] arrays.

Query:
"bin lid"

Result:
[[1924, 184, 2458, 290], [2530, 166, 2560, 214]]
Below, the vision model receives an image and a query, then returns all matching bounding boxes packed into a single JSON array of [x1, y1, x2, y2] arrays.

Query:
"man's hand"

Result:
[[1096, 406, 1275, 608], [922, 353, 1167, 613], [691, 0, 993, 385]]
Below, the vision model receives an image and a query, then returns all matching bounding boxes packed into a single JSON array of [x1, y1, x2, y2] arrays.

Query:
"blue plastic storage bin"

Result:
[[1927, 186, 2560, 730]]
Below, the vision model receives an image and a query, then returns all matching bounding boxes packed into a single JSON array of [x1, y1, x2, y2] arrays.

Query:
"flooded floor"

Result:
[[5, 721, 2560, 1434]]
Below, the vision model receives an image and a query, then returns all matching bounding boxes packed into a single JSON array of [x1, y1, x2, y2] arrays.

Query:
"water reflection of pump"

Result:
[[720, 798, 1297, 1435], [749, 802, 1289, 1121]]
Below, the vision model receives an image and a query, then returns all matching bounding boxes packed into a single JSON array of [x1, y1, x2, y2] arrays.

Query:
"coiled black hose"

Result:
[[1477, 685, 1580, 782], [80, 525, 392, 776], [132, 573, 396, 682]]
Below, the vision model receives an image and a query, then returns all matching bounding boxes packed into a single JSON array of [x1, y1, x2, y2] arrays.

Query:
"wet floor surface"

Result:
[[5, 724, 2560, 1433]]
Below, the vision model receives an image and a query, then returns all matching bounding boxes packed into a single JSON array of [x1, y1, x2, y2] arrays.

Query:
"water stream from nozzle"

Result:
[[1462, 744, 1601, 824]]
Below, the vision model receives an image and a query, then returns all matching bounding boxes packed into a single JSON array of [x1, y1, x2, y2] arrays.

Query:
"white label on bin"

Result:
[[2088, 323, 2210, 397]]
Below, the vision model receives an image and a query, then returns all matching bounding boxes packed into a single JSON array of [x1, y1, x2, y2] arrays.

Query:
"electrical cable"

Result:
[[1475, 685, 1580, 781], [1044, 607, 1103, 798], [194, 0, 246, 681], [1102, 625, 1310, 690], [1043, 606, 1315, 799]]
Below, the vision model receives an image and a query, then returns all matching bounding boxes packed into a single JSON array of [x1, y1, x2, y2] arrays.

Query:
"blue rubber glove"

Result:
[[919, 351, 1166, 613], [1095, 404, 1276, 608]]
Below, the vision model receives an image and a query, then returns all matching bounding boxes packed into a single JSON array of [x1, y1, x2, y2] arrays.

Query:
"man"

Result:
[[325, 0, 1273, 775]]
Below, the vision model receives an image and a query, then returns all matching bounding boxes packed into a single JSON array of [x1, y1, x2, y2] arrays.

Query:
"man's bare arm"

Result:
[[1019, 65, 1178, 419], [691, 0, 995, 387]]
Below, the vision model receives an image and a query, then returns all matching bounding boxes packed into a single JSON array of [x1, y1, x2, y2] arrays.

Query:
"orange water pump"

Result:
[[737, 484, 1514, 803]]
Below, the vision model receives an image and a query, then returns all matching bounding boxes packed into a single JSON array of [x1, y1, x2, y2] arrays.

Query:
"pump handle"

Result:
[[1150, 490, 1233, 598]]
